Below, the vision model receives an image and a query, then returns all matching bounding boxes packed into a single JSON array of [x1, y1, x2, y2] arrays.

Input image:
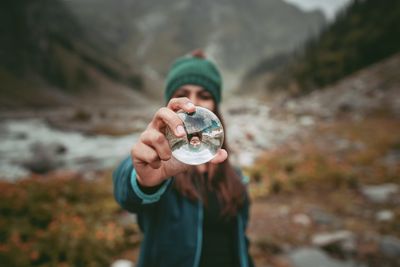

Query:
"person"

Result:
[[112, 50, 254, 267], [188, 132, 202, 151]]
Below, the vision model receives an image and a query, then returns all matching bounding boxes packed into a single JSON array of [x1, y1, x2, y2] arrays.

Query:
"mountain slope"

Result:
[[267, 0, 400, 94], [0, 0, 144, 108], [0, 0, 325, 108]]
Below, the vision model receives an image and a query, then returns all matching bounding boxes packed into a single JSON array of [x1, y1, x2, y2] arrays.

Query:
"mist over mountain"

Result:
[[0, 0, 325, 107], [65, 0, 325, 88]]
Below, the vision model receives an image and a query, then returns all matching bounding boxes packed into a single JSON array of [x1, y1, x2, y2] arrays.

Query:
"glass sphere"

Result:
[[166, 106, 224, 165]]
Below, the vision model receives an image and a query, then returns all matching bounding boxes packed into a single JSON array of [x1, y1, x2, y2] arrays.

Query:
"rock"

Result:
[[379, 235, 400, 258], [335, 139, 351, 151], [111, 259, 135, 267], [357, 235, 380, 256], [341, 237, 357, 254], [23, 142, 67, 174], [237, 151, 256, 167], [287, 247, 364, 267], [285, 100, 297, 111], [299, 116, 315, 126], [375, 210, 394, 222], [338, 103, 353, 113], [270, 256, 294, 267], [0, 163, 29, 181], [309, 209, 341, 227], [117, 213, 137, 226], [278, 205, 290, 216], [361, 183, 399, 203], [223, 97, 302, 168], [311, 231, 356, 253], [381, 149, 400, 168], [82, 171, 98, 181], [292, 214, 311, 226], [14, 132, 28, 140]]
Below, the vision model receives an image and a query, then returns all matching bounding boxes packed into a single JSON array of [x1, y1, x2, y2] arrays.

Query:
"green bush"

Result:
[[0, 174, 139, 267]]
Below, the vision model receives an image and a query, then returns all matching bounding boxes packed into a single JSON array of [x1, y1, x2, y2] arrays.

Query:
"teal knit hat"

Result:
[[164, 50, 222, 103]]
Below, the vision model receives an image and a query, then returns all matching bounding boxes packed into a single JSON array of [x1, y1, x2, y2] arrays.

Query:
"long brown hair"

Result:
[[173, 107, 246, 217]]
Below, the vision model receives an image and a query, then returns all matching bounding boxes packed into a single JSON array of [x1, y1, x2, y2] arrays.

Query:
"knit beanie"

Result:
[[164, 50, 222, 103]]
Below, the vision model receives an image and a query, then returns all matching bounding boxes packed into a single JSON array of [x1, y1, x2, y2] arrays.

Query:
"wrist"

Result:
[[135, 172, 165, 187], [130, 168, 172, 204]]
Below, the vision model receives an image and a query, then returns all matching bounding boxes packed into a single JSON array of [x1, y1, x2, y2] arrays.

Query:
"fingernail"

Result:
[[185, 102, 195, 109], [176, 125, 185, 136]]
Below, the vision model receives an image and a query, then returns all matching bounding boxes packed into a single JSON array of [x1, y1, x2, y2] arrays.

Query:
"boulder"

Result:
[[380, 235, 400, 258], [361, 183, 399, 203], [23, 142, 67, 174]]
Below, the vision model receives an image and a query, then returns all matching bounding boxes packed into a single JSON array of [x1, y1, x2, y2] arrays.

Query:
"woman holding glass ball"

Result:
[[113, 50, 254, 267]]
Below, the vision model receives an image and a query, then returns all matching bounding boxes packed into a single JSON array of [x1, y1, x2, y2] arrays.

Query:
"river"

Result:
[[0, 118, 137, 181]]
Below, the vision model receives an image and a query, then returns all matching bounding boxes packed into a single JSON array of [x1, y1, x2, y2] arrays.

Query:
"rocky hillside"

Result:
[[244, 53, 400, 267], [273, 53, 400, 120]]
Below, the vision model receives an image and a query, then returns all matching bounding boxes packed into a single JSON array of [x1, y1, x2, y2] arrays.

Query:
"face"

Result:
[[172, 84, 216, 112], [189, 136, 201, 147]]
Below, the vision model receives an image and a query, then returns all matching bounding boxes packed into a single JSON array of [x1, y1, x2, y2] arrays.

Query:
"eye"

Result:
[[199, 91, 213, 100], [174, 93, 186, 98], [173, 90, 189, 98]]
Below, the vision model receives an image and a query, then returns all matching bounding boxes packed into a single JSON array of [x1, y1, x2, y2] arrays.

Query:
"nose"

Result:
[[188, 93, 200, 106]]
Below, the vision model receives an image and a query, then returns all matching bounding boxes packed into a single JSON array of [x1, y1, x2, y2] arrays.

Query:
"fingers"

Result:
[[167, 97, 196, 113], [210, 149, 228, 164], [150, 107, 186, 137], [149, 97, 196, 138], [131, 142, 162, 169], [140, 129, 172, 161]]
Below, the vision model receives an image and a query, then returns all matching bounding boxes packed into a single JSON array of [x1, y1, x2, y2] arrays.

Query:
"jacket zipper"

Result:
[[192, 201, 203, 267], [193, 204, 248, 267], [237, 215, 249, 267]]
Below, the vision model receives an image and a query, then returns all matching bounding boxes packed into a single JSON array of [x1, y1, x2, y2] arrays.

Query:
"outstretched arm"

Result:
[[112, 156, 172, 213]]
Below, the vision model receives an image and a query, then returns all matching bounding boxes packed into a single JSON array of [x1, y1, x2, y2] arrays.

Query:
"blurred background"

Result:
[[1, 0, 399, 266]]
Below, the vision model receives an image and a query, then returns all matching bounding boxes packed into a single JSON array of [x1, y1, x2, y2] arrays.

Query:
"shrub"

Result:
[[0, 173, 139, 267]]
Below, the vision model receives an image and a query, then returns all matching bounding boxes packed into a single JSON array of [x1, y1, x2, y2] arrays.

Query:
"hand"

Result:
[[131, 97, 228, 187]]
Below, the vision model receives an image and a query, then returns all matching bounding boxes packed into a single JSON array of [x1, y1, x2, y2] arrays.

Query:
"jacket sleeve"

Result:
[[112, 156, 172, 213]]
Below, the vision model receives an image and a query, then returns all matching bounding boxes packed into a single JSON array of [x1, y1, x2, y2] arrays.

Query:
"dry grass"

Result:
[[246, 116, 400, 197], [246, 115, 400, 266]]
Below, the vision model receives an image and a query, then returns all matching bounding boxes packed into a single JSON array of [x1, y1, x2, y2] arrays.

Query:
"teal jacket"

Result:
[[112, 157, 254, 267]]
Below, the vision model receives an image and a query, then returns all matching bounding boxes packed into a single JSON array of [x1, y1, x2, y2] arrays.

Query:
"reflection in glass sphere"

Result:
[[165, 106, 224, 165]]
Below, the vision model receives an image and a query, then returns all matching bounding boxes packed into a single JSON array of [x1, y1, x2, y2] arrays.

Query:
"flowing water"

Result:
[[0, 119, 137, 181]]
